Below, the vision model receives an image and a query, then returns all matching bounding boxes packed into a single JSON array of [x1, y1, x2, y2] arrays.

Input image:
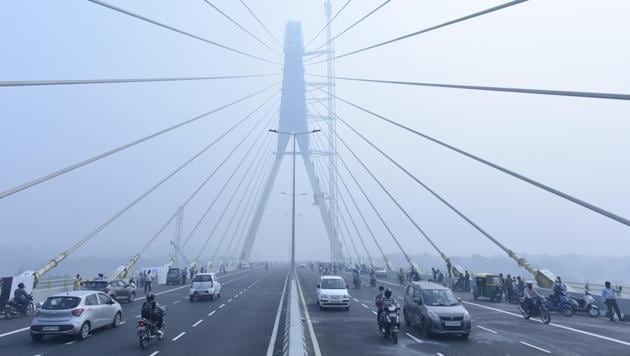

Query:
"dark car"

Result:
[[82, 280, 136, 303], [403, 281, 471, 338], [166, 268, 183, 285]]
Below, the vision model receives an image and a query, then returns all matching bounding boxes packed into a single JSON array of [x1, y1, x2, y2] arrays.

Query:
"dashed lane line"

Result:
[[437, 353, 445, 356], [208, 310, 216, 317], [192, 319, 203, 327], [173, 300, 180, 304], [219, 303, 226, 309], [361, 303, 369, 309], [371, 311, 377, 315], [353, 298, 359, 302], [172, 331, 186, 341], [476, 325, 498, 334], [149, 351, 160, 356], [0, 327, 29, 338], [463, 301, 630, 347], [406, 333, 423, 343], [228, 299, 233, 303], [64, 341, 76, 345], [520, 341, 551, 353]]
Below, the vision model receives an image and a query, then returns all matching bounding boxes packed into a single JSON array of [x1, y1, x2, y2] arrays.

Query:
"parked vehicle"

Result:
[[137, 317, 164, 348], [30, 291, 122, 342], [1, 294, 35, 319], [166, 268, 183, 285], [83, 280, 136, 303], [403, 281, 471, 338], [571, 290, 600, 317], [189, 273, 222, 302], [519, 296, 551, 324], [472, 273, 503, 302], [544, 294, 577, 317], [317, 275, 350, 310], [379, 302, 400, 344]]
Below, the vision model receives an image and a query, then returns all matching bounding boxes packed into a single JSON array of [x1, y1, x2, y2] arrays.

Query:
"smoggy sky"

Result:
[[1, 0, 629, 272]]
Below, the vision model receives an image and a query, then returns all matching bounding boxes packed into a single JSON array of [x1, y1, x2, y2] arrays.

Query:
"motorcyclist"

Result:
[[369, 269, 377, 287], [378, 288, 397, 330], [141, 293, 165, 336], [13, 283, 29, 313], [522, 281, 542, 314], [374, 286, 385, 324], [552, 277, 567, 306]]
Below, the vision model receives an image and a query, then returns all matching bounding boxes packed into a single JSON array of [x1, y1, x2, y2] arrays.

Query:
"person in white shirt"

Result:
[[602, 281, 622, 321]]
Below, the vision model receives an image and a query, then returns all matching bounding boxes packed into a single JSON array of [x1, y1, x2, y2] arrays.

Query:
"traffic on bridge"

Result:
[[1, 1, 629, 356]]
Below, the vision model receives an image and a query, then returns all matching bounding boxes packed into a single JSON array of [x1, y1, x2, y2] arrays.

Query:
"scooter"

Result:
[[544, 293, 577, 317], [571, 290, 600, 318], [379, 303, 401, 344], [519, 296, 551, 324]]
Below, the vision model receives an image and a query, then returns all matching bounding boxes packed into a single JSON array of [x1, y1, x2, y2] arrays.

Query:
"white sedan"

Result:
[[316, 275, 350, 311]]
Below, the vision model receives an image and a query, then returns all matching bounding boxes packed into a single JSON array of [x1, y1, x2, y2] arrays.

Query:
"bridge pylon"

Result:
[[239, 21, 343, 264]]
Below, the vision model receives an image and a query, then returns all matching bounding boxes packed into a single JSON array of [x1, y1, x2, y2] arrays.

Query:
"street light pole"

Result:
[[269, 129, 320, 277]]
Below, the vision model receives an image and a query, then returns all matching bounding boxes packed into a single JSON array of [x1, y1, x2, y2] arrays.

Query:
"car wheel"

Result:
[[461, 332, 470, 339], [112, 312, 122, 328], [189, 294, 195, 303], [128, 293, 135, 303], [77, 322, 90, 341], [210, 293, 215, 301], [31, 333, 44, 342]]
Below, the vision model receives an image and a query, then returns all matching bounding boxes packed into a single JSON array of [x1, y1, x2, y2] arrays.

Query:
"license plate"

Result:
[[42, 326, 60, 332], [444, 321, 461, 327]]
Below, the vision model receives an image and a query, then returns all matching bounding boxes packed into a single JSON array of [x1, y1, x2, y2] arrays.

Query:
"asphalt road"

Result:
[[3, 267, 630, 356], [297, 268, 630, 356], [0, 267, 288, 356]]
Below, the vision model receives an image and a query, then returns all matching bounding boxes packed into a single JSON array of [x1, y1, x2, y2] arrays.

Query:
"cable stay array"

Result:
[[239, 0, 282, 48], [32, 92, 277, 283], [112, 96, 280, 279], [87, 0, 280, 65], [304, 0, 352, 50], [201, 0, 282, 57], [308, 0, 528, 65], [0, 83, 278, 201]]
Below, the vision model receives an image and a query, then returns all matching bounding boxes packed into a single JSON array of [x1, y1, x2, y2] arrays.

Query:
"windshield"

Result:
[[422, 289, 459, 306], [321, 279, 346, 289], [193, 275, 212, 282], [42, 296, 81, 310], [168, 269, 180, 276], [83, 281, 108, 289]]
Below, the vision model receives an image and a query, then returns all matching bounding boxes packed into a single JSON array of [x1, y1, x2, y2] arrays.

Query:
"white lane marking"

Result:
[[437, 353, 445, 356], [228, 299, 233, 303], [0, 327, 30, 338], [192, 319, 203, 327], [208, 310, 216, 317], [361, 303, 368, 309], [463, 301, 630, 347], [136, 314, 141, 318], [234, 295, 239, 298], [219, 303, 226, 309], [295, 273, 322, 356], [520, 341, 551, 353], [406, 333, 423, 343], [172, 331, 186, 341], [266, 273, 289, 356], [182, 297, 188, 300], [371, 311, 377, 315], [353, 298, 359, 302], [173, 300, 180, 304], [477, 325, 498, 334], [120, 321, 126, 325], [64, 341, 76, 345], [149, 352, 160, 356]]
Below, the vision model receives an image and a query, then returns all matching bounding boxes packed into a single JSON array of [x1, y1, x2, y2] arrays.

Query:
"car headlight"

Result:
[[428, 310, 440, 321], [463, 311, 470, 321], [321, 294, 330, 299], [344, 295, 350, 299]]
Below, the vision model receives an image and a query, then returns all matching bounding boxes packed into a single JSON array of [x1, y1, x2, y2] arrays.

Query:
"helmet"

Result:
[[526, 281, 533, 288], [378, 286, 385, 291], [18, 282, 25, 288], [146, 293, 156, 302], [384, 288, 392, 298]]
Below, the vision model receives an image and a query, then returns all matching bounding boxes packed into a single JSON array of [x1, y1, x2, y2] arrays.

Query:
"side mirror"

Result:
[[108, 300, 115, 305], [413, 297, 422, 305], [317, 284, 320, 289]]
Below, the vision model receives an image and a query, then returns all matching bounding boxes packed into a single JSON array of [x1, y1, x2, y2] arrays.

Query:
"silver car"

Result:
[[30, 290, 123, 342]]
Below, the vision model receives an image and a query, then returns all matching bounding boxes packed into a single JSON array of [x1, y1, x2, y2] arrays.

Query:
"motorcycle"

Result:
[[571, 291, 600, 318], [353, 275, 362, 289], [519, 297, 551, 324], [369, 276, 377, 288], [138, 317, 165, 349], [1, 295, 35, 319], [379, 303, 400, 344], [544, 294, 577, 317]]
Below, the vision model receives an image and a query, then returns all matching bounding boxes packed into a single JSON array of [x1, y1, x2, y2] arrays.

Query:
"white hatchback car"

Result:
[[189, 273, 222, 302], [316, 275, 350, 310]]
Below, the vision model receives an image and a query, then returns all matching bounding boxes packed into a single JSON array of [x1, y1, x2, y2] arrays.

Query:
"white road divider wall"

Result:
[[287, 277, 306, 356]]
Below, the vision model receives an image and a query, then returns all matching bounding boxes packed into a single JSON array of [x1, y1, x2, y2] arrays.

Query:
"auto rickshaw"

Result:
[[472, 273, 503, 302]]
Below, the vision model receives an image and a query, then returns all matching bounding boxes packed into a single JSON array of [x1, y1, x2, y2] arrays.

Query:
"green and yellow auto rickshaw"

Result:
[[472, 273, 503, 302]]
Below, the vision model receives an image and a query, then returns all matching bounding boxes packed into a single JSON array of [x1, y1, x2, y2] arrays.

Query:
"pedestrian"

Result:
[[182, 268, 187, 284], [506, 274, 514, 303], [431, 267, 437, 281], [437, 270, 444, 283], [73, 274, 82, 290], [446, 261, 452, 278], [144, 270, 152, 294], [464, 271, 470, 291], [517, 276, 524, 293], [602, 281, 623, 321]]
